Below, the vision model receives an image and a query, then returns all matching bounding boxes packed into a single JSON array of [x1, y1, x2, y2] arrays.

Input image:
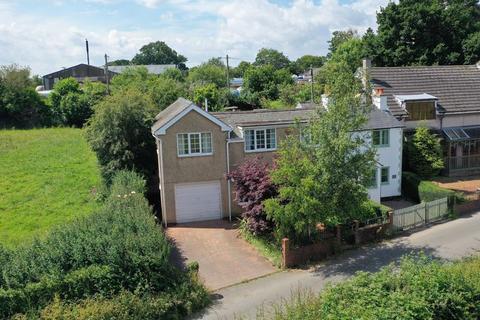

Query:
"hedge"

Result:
[[0, 170, 209, 318], [402, 171, 464, 203], [262, 255, 480, 320]]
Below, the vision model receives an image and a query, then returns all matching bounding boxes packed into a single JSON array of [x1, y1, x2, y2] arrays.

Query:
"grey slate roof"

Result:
[[364, 108, 404, 130], [151, 97, 194, 133], [370, 64, 480, 116]]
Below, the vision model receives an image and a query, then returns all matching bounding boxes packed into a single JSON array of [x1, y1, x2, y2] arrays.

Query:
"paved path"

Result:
[[166, 220, 276, 291], [195, 211, 480, 319]]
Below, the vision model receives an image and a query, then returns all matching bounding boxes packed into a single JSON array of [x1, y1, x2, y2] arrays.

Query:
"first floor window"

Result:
[[381, 167, 389, 184], [244, 128, 276, 152], [372, 129, 389, 147], [177, 132, 212, 156]]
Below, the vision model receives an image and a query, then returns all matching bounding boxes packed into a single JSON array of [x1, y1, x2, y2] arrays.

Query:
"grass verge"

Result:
[[239, 220, 282, 268], [0, 128, 102, 247]]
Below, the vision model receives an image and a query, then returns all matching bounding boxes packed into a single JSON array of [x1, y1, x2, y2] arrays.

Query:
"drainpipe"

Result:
[[152, 132, 168, 228], [226, 131, 233, 222]]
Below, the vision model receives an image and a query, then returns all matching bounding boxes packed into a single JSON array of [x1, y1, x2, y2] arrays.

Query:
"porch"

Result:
[[443, 126, 480, 175]]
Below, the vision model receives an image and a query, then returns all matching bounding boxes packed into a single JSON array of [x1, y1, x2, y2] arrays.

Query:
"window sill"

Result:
[[244, 148, 277, 153], [177, 153, 213, 158], [373, 144, 390, 148]]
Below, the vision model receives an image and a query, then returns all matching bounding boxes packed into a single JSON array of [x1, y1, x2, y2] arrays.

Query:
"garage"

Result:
[[174, 181, 222, 223]]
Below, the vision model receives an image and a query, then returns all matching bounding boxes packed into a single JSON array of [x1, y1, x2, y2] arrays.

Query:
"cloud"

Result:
[[0, 0, 389, 75]]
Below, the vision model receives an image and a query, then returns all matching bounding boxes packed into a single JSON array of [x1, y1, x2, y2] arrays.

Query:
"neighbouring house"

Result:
[[42, 64, 116, 90], [365, 58, 480, 176], [42, 64, 176, 90], [107, 64, 176, 75], [151, 97, 404, 225]]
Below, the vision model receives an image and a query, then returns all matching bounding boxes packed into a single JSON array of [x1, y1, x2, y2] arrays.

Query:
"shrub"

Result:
[[402, 171, 465, 203], [406, 126, 444, 178], [0, 170, 208, 318], [228, 157, 277, 235], [85, 89, 158, 183], [262, 255, 480, 320]]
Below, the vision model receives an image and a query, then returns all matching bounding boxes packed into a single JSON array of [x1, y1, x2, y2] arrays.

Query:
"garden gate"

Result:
[[392, 197, 449, 231]]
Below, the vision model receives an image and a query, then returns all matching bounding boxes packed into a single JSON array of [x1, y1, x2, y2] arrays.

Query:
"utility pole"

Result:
[[85, 39, 90, 65], [310, 65, 314, 103], [104, 54, 110, 94], [226, 54, 230, 89]]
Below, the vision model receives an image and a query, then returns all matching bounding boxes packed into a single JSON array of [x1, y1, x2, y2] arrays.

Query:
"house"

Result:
[[42, 64, 116, 90], [107, 64, 176, 75], [151, 97, 404, 225], [365, 59, 480, 176]]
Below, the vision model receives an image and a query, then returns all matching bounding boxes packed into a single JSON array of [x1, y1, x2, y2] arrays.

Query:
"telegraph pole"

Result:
[[104, 54, 110, 94], [226, 54, 230, 89]]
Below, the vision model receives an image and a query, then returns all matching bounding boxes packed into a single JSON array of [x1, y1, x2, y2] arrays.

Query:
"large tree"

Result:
[[327, 29, 359, 57], [368, 0, 480, 66], [264, 61, 376, 244], [242, 65, 293, 106], [132, 41, 188, 69], [254, 48, 291, 70], [187, 60, 227, 88], [293, 55, 326, 74]]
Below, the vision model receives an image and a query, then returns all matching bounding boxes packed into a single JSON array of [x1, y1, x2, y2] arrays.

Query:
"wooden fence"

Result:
[[392, 197, 449, 232]]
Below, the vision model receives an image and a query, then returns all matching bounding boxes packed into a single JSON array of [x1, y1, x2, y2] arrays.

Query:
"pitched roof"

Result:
[[370, 64, 480, 116], [151, 98, 231, 135]]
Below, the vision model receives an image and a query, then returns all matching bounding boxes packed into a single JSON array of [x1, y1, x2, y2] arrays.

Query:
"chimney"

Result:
[[363, 57, 371, 70], [372, 91, 388, 111]]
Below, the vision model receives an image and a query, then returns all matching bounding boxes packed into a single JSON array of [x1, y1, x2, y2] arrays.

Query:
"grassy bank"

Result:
[[0, 128, 102, 247]]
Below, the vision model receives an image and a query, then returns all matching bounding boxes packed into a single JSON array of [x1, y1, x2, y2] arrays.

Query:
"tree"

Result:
[[85, 88, 157, 183], [328, 29, 359, 57], [49, 78, 93, 127], [228, 157, 277, 235], [231, 61, 251, 78], [161, 68, 185, 82], [463, 31, 480, 64], [264, 62, 376, 244], [242, 65, 293, 106], [149, 77, 187, 111], [406, 126, 444, 178], [0, 64, 50, 127], [369, 0, 480, 66], [293, 55, 326, 74], [329, 38, 367, 73], [192, 83, 228, 112], [108, 59, 131, 66], [254, 48, 291, 70], [132, 41, 188, 70], [187, 61, 227, 88], [279, 82, 323, 107]]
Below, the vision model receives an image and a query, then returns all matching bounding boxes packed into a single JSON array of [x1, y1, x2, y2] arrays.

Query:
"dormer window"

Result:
[[394, 94, 437, 121]]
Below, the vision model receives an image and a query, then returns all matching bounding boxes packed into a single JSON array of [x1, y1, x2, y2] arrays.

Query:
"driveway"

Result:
[[196, 211, 480, 319], [166, 220, 276, 291]]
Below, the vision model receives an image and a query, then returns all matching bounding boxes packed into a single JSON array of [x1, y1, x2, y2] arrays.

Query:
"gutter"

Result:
[[151, 132, 168, 228]]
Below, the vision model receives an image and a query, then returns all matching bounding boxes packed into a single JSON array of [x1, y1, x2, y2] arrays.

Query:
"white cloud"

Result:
[[0, 0, 389, 75]]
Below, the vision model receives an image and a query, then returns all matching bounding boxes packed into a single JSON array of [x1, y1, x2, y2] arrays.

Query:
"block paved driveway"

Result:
[[166, 220, 277, 291]]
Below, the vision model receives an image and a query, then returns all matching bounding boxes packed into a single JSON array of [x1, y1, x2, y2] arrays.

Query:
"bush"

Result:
[[262, 255, 480, 320], [406, 126, 444, 178], [228, 157, 277, 235], [402, 171, 465, 203], [85, 89, 158, 183], [0, 170, 208, 318]]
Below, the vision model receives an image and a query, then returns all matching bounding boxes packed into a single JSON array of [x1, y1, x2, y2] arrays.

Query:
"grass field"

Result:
[[0, 128, 102, 247]]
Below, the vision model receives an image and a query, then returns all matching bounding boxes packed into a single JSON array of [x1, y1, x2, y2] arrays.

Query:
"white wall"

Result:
[[366, 127, 403, 200]]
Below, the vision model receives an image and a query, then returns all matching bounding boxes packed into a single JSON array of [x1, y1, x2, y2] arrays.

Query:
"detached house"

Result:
[[366, 59, 480, 176], [151, 98, 404, 225]]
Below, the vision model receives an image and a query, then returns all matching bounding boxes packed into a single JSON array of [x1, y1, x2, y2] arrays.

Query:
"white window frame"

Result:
[[244, 128, 277, 152], [177, 132, 213, 157]]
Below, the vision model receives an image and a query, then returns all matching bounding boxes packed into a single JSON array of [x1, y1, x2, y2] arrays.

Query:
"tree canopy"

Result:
[[254, 48, 291, 70], [366, 0, 480, 66], [328, 29, 359, 57], [131, 41, 188, 70]]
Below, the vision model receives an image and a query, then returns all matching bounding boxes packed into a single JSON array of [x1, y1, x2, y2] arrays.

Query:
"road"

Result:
[[194, 211, 480, 319]]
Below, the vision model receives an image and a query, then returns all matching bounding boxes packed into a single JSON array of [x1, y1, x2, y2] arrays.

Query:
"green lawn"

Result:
[[0, 128, 102, 247]]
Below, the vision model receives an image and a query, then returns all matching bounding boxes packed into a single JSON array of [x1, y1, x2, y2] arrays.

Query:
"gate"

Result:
[[392, 197, 449, 232]]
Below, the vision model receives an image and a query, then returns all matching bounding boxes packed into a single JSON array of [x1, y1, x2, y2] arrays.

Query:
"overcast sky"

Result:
[[0, 0, 390, 75]]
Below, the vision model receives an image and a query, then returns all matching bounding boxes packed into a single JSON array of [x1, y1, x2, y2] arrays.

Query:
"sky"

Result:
[[0, 0, 390, 75]]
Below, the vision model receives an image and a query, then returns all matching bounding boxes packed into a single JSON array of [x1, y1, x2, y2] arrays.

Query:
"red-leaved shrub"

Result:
[[228, 157, 277, 235]]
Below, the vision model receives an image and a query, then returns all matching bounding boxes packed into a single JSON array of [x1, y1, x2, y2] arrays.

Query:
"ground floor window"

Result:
[[381, 167, 390, 185]]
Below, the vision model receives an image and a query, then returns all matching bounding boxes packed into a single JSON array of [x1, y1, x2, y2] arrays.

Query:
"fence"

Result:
[[392, 197, 449, 232]]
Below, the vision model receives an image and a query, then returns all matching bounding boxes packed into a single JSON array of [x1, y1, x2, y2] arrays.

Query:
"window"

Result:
[[177, 132, 212, 156], [405, 101, 436, 121], [244, 128, 276, 152], [381, 167, 389, 185], [372, 129, 389, 147], [367, 168, 378, 188]]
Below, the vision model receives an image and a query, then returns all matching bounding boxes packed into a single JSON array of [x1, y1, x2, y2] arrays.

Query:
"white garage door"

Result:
[[174, 181, 222, 223]]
